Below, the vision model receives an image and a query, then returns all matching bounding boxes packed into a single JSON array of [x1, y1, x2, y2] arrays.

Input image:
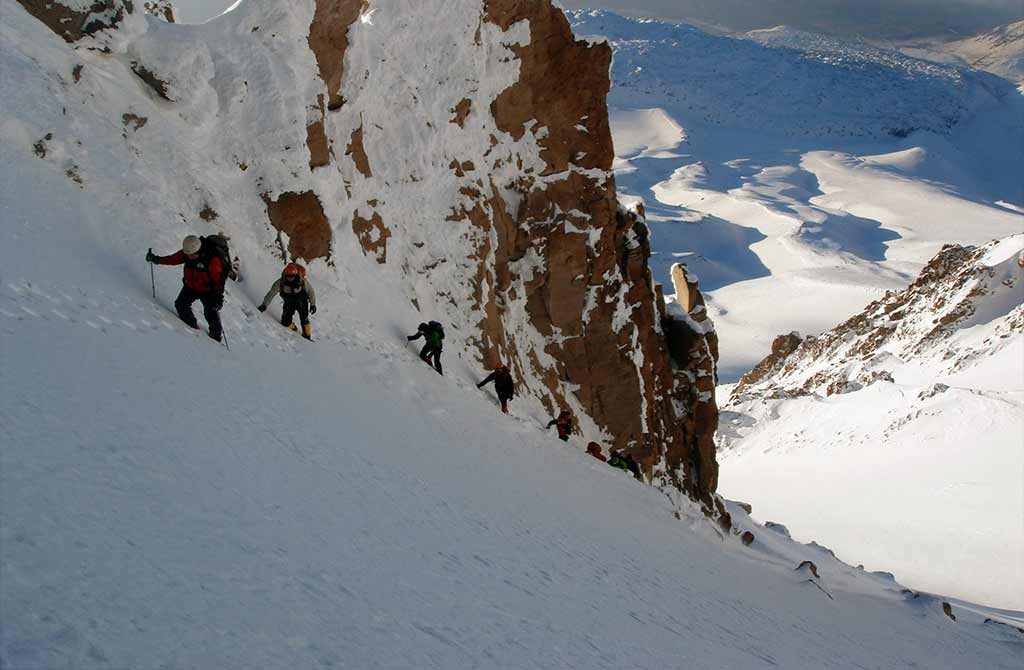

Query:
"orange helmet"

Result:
[[283, 262, 306, 277]]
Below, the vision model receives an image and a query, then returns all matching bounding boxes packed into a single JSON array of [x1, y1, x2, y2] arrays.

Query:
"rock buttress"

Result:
[[15, 0, 134, 43], [472, 1, 720, 502]]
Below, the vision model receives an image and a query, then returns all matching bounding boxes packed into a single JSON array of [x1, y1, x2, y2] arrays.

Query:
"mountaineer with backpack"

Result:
[[546, 410, 573, 441], [147, 234, 237, 342], [607, 449, 631, 472], [623, 452, 643, 480], [477, 363, 514, 413], [407, 321, 445, 374], [258, 263, 317, 340]]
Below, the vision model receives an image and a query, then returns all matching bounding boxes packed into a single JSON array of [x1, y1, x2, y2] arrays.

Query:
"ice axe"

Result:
[[148, 248, 156, 300]]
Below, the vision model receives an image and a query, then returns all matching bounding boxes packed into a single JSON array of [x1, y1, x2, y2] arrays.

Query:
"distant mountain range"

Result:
[[558, 0, 1024, 40]]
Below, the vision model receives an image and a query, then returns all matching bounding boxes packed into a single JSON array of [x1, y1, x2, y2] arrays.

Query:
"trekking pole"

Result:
[[220, 293, 230, 351], [149, 258, 156, 300]]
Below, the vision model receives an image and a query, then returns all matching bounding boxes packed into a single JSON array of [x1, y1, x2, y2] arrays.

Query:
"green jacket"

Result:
[[608, 455, 629, 471]]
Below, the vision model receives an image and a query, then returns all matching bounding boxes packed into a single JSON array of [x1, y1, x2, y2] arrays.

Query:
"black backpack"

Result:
[[427, 321, 445, 340], [200, 234, 236, 283]]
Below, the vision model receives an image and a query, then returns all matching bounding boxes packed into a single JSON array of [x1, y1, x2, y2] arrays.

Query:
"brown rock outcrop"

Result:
[[450, 98, 472, 127], [305, 1, 366, 168], [734, 332, 803, 394], [307, 95, 331, 169], [487, 1, 612, 175], [796, 561, 820, 578], [432, 1, 721, 503], [309, 0, 367, 111], [15, 0, 132, 43], [143, 1, 175, 23], [307, 119, 330, 169], [264, 191, 332, 262], [346, 126, 372, 177], [730, 240, 1022, 401], [131, 62, 172, 101], [351, 210, 391, 264]]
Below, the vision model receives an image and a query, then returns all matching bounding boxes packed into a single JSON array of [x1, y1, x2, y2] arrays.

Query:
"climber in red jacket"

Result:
[[547, 410, 573, 441], [147, 235, 227, 341]]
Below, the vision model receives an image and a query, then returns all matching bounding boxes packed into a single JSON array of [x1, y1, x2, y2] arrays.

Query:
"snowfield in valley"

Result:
[[568, 10, 1024, 610]]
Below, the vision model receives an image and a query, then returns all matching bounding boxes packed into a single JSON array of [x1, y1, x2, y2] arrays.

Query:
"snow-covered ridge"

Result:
[[718, 235, 1024, 607], [929, 20, 1024, 85], [731, 235, 1024, 398]]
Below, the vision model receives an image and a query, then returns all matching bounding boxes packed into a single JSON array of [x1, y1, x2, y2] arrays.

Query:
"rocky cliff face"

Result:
[[731, 237, 1024, 400], [15, 0, 720, 503]]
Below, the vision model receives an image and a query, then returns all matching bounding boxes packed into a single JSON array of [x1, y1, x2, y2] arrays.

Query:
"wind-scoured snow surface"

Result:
[[3, 1, 1023, 667], [568, 10, 1024, 380]]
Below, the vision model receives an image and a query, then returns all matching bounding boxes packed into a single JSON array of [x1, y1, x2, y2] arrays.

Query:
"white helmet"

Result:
[[182, 235, 201, 255]]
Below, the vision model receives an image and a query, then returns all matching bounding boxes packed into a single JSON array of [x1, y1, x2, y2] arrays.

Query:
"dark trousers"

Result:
[[175, 287, 222, 339], [498, 391, 512, 412], [419, 344, 443, 375], [281, 296, 310, 328]]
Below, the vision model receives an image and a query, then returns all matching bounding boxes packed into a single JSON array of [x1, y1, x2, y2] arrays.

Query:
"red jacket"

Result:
[[157, 251, 224, 293]]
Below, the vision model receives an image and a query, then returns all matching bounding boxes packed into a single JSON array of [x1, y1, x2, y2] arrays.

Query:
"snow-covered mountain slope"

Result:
[[558, 0, 1024, 41], [567, 10, 1024, 380], [717, 236, 1024, 608], [929, 20, 1024, 85], [4, 1, 1024, 667], [3, 0, 725, 498]]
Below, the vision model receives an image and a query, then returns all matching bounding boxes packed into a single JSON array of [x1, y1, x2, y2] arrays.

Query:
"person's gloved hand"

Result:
[[257, 305, 266, 313], [145, 248, 156, 263], [310, 305, 317, 315]]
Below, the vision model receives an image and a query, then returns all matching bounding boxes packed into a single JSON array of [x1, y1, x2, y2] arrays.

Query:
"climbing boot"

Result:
[[302, 323, 312, 340], [288, 322, 297, 332]]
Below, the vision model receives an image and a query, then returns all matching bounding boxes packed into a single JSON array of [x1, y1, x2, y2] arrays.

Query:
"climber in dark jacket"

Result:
[[477, 363, 514, 413], [546, 410, 572, 441], [608, 449, 631, 472], [623, 453, 643, 480], [147, 235, 226, 341], [408, 321, 444, 374]]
